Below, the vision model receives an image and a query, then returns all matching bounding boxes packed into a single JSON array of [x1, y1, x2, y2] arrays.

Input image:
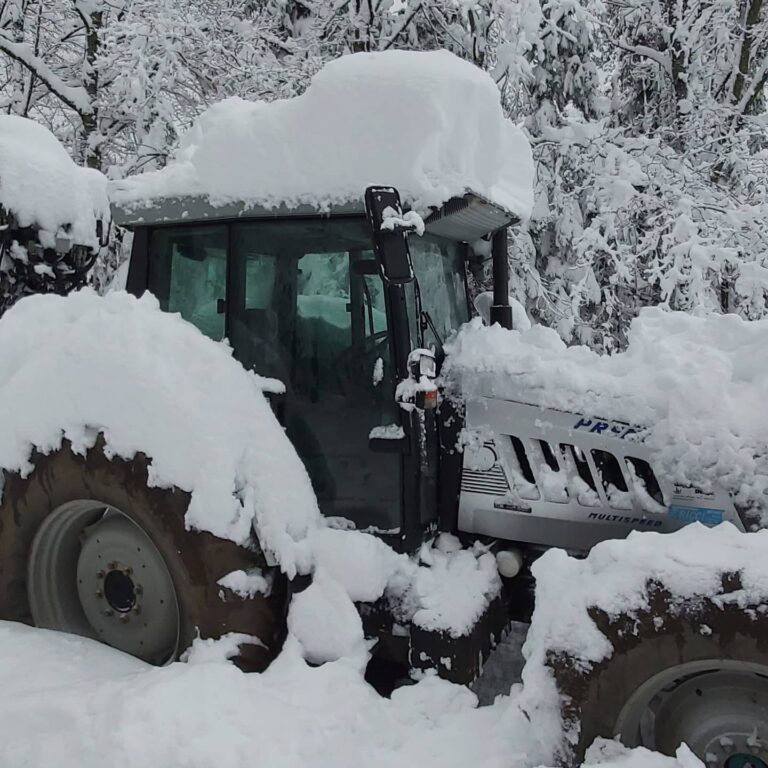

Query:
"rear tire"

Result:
[[0, 438, 287, 668], [549, 580, 768, 766]]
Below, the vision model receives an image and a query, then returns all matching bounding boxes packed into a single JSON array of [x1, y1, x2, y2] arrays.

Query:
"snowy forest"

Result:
[[2, 0, 768, 350]]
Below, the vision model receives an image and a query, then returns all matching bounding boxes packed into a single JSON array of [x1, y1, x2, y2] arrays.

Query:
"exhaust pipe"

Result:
[[490, 227, 513, 329]]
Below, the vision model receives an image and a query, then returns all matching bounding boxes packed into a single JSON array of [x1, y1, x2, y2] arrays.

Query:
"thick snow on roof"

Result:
[[111, 50, 534, 219], [0, 115, 108, 249], [443, 308, 768, 513]]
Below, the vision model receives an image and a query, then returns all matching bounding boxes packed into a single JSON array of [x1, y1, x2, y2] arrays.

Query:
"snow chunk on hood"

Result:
[[0, 289, 319, 574], [0, 116, 108, 250], [112, 50, 533, 219], [442, 308, 768, 511]]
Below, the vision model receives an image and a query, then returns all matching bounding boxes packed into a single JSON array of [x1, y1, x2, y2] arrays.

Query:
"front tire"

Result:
[[0, 438, 287, 668], [550, 582, 768, 766]]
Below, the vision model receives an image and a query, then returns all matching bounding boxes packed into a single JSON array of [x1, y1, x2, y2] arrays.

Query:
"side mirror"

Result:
[[364, 186, 414, 285]]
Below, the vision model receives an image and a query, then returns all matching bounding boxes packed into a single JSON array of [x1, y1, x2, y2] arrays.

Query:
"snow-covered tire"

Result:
[[0, 438, 287, 667], [549, 579, 768, 766]]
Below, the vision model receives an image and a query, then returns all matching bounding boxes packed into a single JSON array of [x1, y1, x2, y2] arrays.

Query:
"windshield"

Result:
[[408, 234, 470, 353]]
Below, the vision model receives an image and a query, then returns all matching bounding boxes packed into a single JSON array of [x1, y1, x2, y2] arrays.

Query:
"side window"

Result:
[[148, 226, 227, 341], [410, 235, 469, 351]]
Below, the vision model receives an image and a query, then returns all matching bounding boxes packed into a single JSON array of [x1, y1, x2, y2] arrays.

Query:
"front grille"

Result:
[[460, 465, 510, 496]]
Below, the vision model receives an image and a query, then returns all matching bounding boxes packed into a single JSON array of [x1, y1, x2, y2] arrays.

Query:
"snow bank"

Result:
[[0, 289, 319, 572], [0, 622, 542, 768], [0, 618, 711, 768], [443, 308, 768, 511], [111, 50, 533, 219], [517, 523, 768, 758], [0, 115, 108, 250]]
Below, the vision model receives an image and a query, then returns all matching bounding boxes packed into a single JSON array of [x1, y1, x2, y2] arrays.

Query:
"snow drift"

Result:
[[0, 115, 108, 250], [443, 308, 768, 514], [111, 49, 534, 219]]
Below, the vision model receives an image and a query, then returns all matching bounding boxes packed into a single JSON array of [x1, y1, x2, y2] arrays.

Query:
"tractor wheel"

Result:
[[0, 438, 287, 668], [550, 579, 768, 767]]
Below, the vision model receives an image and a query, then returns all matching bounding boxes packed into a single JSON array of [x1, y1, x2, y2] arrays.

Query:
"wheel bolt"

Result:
[[97, 570, 105, 579], [124, 567, 133, 576], [119, 615, 130, 624], [95, 590, 103, 598], [103, 609, 113, 617], [107, 562, 117, 570], [134, 584, 143, 596]]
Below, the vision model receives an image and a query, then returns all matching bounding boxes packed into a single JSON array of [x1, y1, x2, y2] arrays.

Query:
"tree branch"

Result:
[[0, 34, 91, 114], [614, 39, 672, 75]]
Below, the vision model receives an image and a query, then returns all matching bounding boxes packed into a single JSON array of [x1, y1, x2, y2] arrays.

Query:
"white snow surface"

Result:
[[443, 308, 768, 510], [0, 115, 108, 249], [0, 289, 319, 573], [111, 50, 534, 219]]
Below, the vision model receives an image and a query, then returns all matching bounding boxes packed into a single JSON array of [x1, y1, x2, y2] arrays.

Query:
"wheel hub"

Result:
[[617, 663, 768, 767], [28, 500, 180, 664], [102, 567, 138, 613]]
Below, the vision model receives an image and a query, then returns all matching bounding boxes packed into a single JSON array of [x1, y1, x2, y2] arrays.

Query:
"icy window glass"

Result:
[[148, 225, 227, 341], [409, 235, 469, 351]]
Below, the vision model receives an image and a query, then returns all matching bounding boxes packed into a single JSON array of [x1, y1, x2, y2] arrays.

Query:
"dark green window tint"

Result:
[[148, 226, 227, 341]]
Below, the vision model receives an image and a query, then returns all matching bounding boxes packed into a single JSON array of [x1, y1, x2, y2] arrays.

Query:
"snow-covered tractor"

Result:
[[2, 51, 767, 768]]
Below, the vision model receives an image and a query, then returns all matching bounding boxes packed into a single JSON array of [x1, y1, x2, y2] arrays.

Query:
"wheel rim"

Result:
[[28, 500, 180, 664], [616, 660, 768, 766]]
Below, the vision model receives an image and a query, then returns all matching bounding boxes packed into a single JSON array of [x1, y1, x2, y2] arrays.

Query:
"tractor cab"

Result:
[[115, 189, 516, 549]]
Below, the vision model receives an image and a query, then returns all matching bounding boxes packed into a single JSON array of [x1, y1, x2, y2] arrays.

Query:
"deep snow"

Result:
[[0, 524, 744, 768], [111, 50, 534, 219]]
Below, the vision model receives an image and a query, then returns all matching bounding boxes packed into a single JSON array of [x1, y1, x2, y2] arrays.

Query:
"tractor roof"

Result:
[[111, 50, 533, 240]]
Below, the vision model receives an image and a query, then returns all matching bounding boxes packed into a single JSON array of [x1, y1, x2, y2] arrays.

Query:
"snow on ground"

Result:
[[111, 50, 534, 219], [443, 308, 768, 514], [0, 620, 706, 768], [0, 620, 539, 768], [0, 115, 108, 250]]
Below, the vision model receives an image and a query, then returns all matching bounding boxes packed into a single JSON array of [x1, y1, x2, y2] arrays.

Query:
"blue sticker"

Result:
[[668, 504, 724, 527]]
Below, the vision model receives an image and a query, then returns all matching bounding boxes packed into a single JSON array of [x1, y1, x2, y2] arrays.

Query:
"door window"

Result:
[[229, 218, 401, 532], [147, 226, 227, 341]]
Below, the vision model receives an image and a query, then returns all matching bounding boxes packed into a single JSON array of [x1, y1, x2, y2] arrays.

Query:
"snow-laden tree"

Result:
[[502, 0, 768, 349]]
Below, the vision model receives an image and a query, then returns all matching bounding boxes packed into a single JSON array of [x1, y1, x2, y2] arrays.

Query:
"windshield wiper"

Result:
[[420, 308, 444, 350]]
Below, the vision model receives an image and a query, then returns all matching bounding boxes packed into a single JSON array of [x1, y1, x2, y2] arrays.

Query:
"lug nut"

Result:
[[107, 562, 117, 570], [124, 567, 133, 576], [95, 590, 103, 598], [97, 570, 105, 579], [119, 615, 130, 624], [103, 609, 113, 617], [134, 584, 143, 595]]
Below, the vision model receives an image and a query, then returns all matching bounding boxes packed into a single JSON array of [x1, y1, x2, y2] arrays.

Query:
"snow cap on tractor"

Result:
[[110, 49, 534, 238]]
